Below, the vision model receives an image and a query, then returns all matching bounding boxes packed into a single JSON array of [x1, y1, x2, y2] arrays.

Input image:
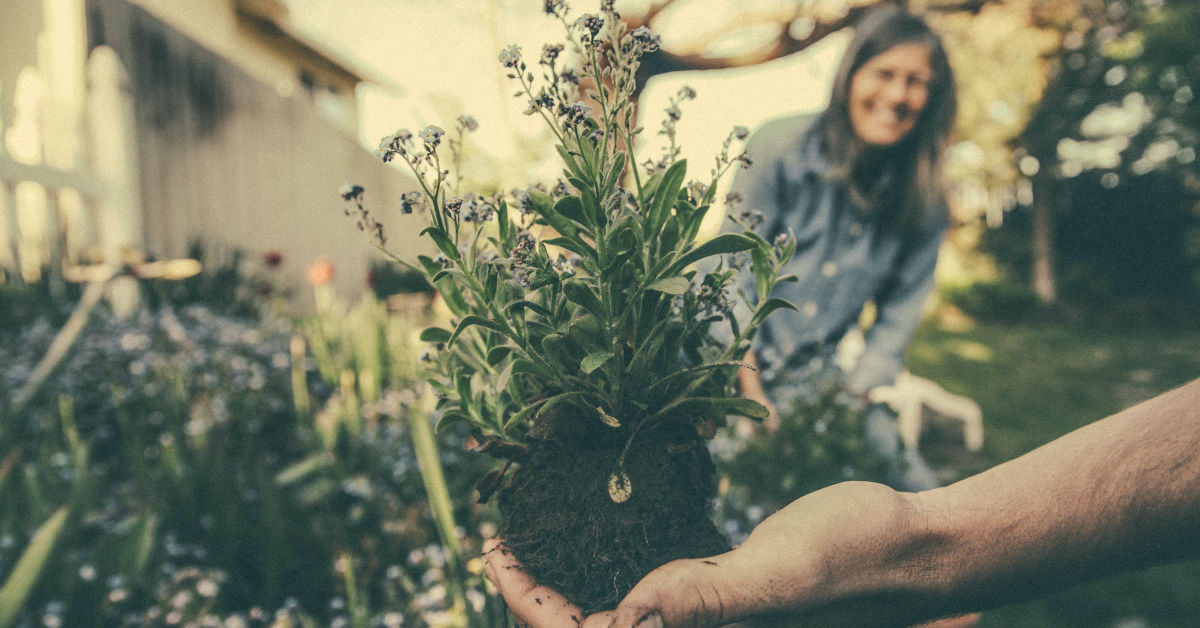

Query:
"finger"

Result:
[[579, 611, 617, 627], [608, 559, 722, 628], [482, 539, 586, 628]]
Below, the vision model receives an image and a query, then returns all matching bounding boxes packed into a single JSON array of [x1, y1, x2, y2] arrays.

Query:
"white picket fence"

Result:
[[1, 44, 138, 287]]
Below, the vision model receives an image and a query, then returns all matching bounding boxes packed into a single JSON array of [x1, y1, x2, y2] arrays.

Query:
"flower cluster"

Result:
[[646, 85, 699, 174], [510, 230, 539, 289], [630, 25, 661, 53], [340, 182, 386, 245], [453, 193, 497, 223], [575, 13, 605, 40], [400, 190, 424, 215]]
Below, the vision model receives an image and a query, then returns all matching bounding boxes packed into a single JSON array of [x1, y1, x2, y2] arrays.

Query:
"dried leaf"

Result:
[[608, 470, 632, 503], [596, 406, 621, 428]]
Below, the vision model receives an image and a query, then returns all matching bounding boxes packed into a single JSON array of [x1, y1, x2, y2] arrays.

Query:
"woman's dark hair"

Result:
[[821, 4, 957, 230]]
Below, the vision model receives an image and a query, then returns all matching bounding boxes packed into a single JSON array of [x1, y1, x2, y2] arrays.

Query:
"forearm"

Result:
[[893, 378, 1200, 617], [607, 379, 1200, 628]]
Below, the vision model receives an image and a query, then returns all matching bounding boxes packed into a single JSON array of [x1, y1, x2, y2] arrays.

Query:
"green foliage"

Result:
[[0, 278, 502, 626], [980, 170, 1200, 313], [0, 507, 70, 628], [350, 3, 792, 472], [940, 279, 1041, 323]]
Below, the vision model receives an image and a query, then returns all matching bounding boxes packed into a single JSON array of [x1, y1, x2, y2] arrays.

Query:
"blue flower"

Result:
[[630, 26, 661, 53], [420, 125, 446, 147], [339, 182, 364, 201], [399, 191, 423, 215], [499, 44, 522, 68]]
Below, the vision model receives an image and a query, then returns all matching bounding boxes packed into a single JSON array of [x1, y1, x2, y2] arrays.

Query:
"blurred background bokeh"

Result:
[[2, 0, 1198, 626]]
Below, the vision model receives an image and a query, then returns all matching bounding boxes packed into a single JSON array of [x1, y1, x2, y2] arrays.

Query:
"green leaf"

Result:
[[647, 276, 691, 295], [420, 256, 469, 316], [513, 358, 557, 380], [580, 186, 603, 230], [528, 189, 556, 215], [536, 201, 579, 240], [498, 199, 512, 247], [556, 145, 585, 181], [544, 236, 598, 261], [749, 297, 799, 328], [669, 233, 757, 274], [421, 227, 460, 261], [427, 377, 454, 395], [0, 506, 70, 628], [487, 345, 515, 366], [603, 152, 626, 194], [567, 314, 605, 351], [649, 159, 687, 234], [435, 410, 472, 431], [581, 351, 614, 374], [660, 397, 770, 421], [503, 401, 543, 431], [682, 203, 712, 243], [555, 195, 587, 226], [505, 299, 553, 318], [484, 268, 499, 301], [562, 279, 607, 318], [494, 360, 515, 396], [119, 513, 157, 580], [779, 228, 797, 264], [541, 333, 571, 369], [752, 246, 771, 303], [275, 452, 333, 486], [419, 327, 452, 343], [539, 390, 600, 418], [645, 362, 746, 397], [659, 215, 681, 254], [447, 315, 506, 347], [438, 282, 470, 316], [456, 373, 473, 410]]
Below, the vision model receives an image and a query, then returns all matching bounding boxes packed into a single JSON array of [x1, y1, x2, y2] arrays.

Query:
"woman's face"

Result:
[[848, 42, 933, 147]]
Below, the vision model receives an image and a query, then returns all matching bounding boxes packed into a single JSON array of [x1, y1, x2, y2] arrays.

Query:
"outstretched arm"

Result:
[[605, 377, 1200, 627]]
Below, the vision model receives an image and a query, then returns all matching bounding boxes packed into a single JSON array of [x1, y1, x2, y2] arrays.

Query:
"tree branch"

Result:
[[626, 0, 999, 93]]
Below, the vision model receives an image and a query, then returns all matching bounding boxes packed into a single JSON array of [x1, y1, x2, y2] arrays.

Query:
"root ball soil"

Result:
[[497, 419, 729, 613]]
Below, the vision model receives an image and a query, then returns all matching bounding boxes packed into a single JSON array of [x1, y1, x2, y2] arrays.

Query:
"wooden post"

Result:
[[86, 46, 143, 316], [44, 187, 66, 298], [1032, 177, 1058, 306], [0, 179, 22, 284]]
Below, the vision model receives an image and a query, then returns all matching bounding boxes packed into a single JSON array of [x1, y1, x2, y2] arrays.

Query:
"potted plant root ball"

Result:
[[341, 1, 797, 614]]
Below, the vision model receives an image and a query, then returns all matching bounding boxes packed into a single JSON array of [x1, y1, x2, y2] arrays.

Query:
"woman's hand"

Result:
[[736, 350, 779, 431]]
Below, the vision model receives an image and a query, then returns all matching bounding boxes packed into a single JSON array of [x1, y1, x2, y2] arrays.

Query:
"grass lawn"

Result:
[[906, 315, 1200, 627]]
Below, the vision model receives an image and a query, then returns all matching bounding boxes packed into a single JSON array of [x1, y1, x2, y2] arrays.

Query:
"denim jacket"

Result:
[[727, 113, 946, 395]]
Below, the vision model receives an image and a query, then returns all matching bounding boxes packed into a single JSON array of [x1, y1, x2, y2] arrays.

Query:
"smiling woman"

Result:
[[727, 4, 959, 493], [848, 42, 933, 146]]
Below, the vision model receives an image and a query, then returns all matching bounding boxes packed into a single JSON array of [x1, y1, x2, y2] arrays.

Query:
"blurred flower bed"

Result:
[[0, 259, 504, 627]]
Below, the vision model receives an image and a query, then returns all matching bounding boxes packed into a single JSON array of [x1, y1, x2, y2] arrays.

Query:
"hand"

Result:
[[606, 482, 977, 628], [736, 352, 779, 432], [486, 485, 979, 628], [483, 538, 614, 627]]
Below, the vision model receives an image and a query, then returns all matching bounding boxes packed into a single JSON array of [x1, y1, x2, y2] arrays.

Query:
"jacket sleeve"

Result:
[[844, 218, 946, 395]]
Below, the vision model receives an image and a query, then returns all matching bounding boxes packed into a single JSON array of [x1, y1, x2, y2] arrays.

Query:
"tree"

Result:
[[1006, 0, 1200, 306]]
